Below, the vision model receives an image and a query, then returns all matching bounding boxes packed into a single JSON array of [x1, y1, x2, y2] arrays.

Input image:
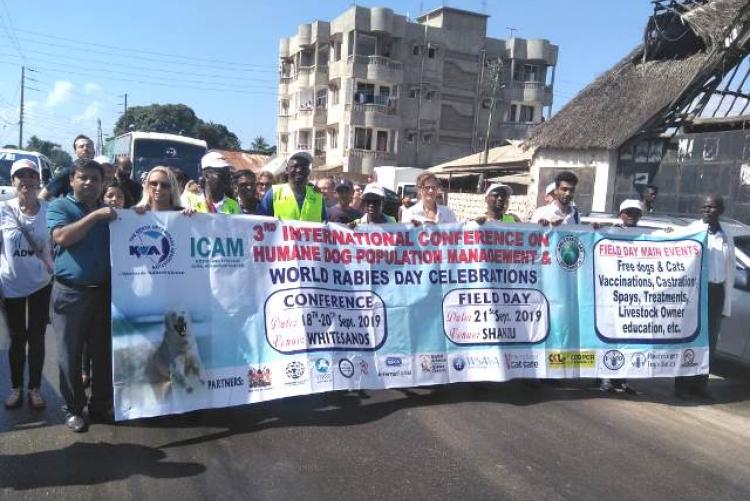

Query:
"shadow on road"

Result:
[[0, 441, 206, 490], [115, 374, 750, 450]]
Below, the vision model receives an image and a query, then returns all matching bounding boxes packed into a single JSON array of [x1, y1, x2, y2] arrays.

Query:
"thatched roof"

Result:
[[526, 0, 750, 151]]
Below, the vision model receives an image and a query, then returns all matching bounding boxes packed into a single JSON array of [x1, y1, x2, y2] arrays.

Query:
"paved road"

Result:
[[1, 334, 749, 500]]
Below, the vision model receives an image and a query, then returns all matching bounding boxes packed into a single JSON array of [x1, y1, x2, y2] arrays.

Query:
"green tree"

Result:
[[25, 135, 73, 168], [196, 121, 241, 150], [113, 103, 242, 150], [2, 144, 18, 149], [250, 136, 272, 153]]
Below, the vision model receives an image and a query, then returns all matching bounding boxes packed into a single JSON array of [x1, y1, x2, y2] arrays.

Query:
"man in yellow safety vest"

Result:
[[258, 151, 326, 222]]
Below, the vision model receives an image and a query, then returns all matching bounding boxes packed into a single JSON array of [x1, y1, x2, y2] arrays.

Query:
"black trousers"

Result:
[[51, 281, 112, 415], [5, 283, 52, 389], [676, 283, 724, 391]]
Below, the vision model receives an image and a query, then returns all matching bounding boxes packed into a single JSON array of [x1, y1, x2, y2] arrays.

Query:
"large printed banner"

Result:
[[110, 212, 708, 420]]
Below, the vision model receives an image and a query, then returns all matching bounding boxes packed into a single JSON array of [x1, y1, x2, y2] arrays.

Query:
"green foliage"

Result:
[[24, 135, 73, 168], [113, 103, 242, 150], [250, 136, 271, 153]]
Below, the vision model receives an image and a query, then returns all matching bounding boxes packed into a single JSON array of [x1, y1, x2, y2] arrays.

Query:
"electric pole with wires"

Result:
[[482, 58, 503, 165]]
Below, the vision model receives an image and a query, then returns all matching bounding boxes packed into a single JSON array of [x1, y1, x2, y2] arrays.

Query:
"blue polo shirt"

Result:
[[47, 195, 110, 286]]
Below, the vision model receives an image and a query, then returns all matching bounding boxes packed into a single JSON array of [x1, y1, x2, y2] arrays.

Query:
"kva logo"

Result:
[[128, 225, 175, 269]]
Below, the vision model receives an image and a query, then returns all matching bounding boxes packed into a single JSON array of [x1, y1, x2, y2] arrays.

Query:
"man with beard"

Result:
[[530, 171, 580, 226], [258, 151, 326, 222]]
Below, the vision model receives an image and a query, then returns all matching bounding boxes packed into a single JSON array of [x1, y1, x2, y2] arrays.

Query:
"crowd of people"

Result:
[[0, 136, 734, 433]]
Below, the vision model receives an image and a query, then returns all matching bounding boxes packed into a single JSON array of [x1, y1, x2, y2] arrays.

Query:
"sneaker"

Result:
[[28, 388, 45, 409], [65, 412, 88, 433], [4, 388, 22, 409]]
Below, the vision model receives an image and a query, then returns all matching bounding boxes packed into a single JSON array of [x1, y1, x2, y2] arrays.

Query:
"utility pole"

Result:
[[482, 58, 503, 165], [96, 118, 103, 155], [119, 93, 128, 116], [414, 24, 428, 167], [18, 66, 24, 148]]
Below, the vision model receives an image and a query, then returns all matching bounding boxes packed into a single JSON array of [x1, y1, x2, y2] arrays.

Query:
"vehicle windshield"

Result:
[[734, 235, 750, 261], [132, 139, 206, 181], [0, 152, 39, 186]]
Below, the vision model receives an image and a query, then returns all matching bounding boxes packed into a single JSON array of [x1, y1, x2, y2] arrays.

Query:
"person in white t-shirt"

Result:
[[530, 171, 580, 226], [1, 159, 53, 410], [400, 172, 457, 225]]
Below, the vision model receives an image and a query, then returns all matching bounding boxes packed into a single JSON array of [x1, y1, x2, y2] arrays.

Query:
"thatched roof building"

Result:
[[524, 0, 750, 216], [527, 0, 750, 151]]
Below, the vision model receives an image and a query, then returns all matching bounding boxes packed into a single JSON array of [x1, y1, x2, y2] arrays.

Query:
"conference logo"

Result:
[[631, 352, 647, 369], [681, 349, 698, 368], [247, 366, 272, 390], [285, 361, 305, 380], [338, 358, 355, 378], [128, 225, 175, 270], [311, 357, 333, 384], [452, 356, 466, 371], [556, 235, 585, 271], [603, 350, 625, 370]]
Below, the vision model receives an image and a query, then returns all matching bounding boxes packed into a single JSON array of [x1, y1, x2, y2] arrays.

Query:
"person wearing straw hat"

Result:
[[1, 159, 53, 410]]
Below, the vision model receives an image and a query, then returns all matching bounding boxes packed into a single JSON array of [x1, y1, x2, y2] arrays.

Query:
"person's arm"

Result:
[[258, 189, 275, 217], [51, 207, 116, 248], [723, 236, 736, 317]]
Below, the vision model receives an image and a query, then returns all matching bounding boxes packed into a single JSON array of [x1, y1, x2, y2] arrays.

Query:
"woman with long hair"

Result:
[[136, 166, 185, 212]]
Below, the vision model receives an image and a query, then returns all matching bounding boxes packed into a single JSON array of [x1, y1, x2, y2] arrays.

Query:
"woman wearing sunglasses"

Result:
[[135, 166, 193, 213]]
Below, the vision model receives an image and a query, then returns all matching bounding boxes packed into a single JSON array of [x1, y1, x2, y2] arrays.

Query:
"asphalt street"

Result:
[[1, 333, 749, 501]]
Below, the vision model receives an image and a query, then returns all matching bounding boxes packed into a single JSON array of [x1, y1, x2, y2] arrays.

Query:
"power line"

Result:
[[9, 28, 278, 71], [0, 0, 24, 63], [0, 43, 279, 82], [0, 56, 279, 93]]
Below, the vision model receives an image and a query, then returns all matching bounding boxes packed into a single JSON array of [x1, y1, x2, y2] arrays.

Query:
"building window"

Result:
[[354, 127, 372, 150], [330, 86, 340, 106], [406, 131, 416, 143], [315, 89, 327, 109], [412, 45, 420, 56], [520, 105, 534, 122], [409, 87, 419, 99], [329, 129, 338, 149], [508, 104, 518, 122], [423, 133, 433, 144], [425, 90, 436, 101], [334, 41, 341, 62], [427, 47, 436, 58], [376, 130, 389, 152], [481, 98, 491, 109]]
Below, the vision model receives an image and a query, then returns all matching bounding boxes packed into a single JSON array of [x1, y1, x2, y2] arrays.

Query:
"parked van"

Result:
[[0, 148, 53, 201]]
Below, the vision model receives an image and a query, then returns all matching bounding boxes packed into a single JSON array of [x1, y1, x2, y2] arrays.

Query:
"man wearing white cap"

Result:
[[185, 152, 240, 214], [599, 199, 644, 394], [476, 183, 518, 224], [258, 151, 326, 222], [354, 184, 395, 225]]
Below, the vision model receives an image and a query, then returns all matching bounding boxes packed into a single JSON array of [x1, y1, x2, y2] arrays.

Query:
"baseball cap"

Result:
[[201, 151, 231, 170], [288, 150, 313, 165], [545, 181, 556, 196], [10, 159, 39, 178], [93, 155, 112, 165], [361, 183, 385, 200], [619, 199, 644, 213], [485, 183, 512, 197]]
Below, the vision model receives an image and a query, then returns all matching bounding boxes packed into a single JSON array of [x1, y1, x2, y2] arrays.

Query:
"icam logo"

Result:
[[128, 225, 175, 269]]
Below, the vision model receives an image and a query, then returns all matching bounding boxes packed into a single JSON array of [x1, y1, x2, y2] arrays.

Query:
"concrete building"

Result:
[[277, 6, 558, 175]]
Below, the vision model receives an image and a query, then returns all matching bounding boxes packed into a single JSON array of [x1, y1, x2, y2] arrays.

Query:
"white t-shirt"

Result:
[[0, 199, 52, 298], [529, 203, 579, 225], [400, 200, 457, 224]]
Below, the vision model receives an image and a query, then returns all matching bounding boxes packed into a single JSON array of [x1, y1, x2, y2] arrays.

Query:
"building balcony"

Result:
[[292, 65, 329, 87], [504, 81, 553, 105], [346, 101, 400, 129], [497, 121, 537, 140], [343, 148, 396, 174], [278, 115, 290, 132], [346, 55, 404, 83], [345, 148, 395, 160]]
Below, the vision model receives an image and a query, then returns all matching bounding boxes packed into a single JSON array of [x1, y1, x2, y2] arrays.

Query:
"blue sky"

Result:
[[0, 0, 653, 154]]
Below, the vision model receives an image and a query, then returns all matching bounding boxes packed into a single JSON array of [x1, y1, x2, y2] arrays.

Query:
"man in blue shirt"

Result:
[[47, 158, 117, 432]]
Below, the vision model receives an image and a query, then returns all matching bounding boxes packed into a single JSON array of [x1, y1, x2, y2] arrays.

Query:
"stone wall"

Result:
[[446, 193, 535, 222]]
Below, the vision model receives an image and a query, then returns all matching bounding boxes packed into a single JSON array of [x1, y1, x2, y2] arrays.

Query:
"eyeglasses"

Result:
[[421, 185, 439, 192], [148, 181, 171, 189]]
